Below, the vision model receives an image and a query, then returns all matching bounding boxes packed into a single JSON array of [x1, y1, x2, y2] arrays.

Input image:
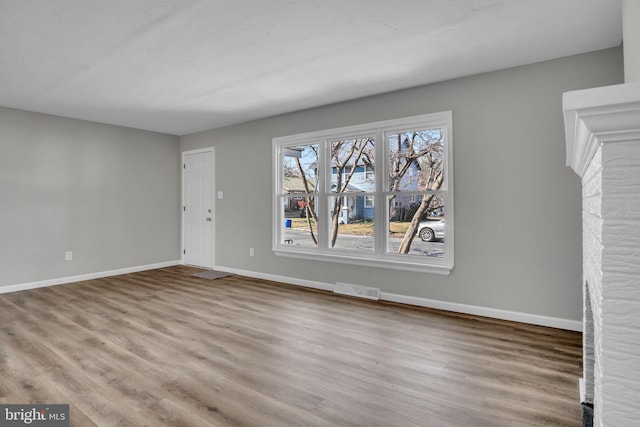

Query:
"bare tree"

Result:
[[288, 145, 320, 245], [295, 156, 319, 244], [388, 130, 445, 254], [329, 138, 374, 247]]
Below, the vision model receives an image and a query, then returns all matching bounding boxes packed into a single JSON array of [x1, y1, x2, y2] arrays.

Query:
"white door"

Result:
[[183, 149, 214, 268]]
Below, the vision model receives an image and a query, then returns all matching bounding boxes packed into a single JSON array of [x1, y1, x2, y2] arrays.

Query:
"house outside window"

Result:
[[273, 111, 453, 274]]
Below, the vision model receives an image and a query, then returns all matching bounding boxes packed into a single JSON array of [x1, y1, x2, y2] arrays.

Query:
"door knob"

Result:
[[206, 217, 212, 221]]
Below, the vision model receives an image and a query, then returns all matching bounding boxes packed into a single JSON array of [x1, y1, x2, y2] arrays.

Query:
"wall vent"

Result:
[[334, 282, 380, 300]]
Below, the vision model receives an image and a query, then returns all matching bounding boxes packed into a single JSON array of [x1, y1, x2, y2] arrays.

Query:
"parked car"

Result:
[[416, 219, 445, 242]]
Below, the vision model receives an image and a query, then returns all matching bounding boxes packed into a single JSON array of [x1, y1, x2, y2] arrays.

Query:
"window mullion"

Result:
[[374, 127, 385, 256], [316, 138, 329, 250]]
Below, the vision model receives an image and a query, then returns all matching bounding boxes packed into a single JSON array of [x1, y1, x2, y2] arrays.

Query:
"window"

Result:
[[364, 166, 374, 181], [364, 195, 374, 208], [273, 111, 453, 274]]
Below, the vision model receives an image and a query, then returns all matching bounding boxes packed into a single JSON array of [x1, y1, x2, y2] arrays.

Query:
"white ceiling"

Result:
[[0, 0, 622, 136]]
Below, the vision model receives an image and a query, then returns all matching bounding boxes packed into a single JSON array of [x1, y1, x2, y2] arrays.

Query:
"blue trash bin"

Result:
[[285, 219, 292, 228]]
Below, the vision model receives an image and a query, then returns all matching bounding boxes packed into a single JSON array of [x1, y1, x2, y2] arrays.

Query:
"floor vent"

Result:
[[334, 282, 380, 300]]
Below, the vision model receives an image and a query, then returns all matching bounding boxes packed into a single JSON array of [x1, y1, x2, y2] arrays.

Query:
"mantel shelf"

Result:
[[563, 82, 640, 177]]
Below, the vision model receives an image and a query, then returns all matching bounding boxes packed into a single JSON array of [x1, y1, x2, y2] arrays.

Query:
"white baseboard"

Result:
[[381, 292, 582, 331], [213, 265, 335, 292], [0, 260, 181, 295], [213, 265, 582, 332]]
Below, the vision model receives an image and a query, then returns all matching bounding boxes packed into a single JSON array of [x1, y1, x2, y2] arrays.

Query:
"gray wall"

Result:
[[181, 47, 623, 322], [0, 108, 180, 288], [624, 0, 640, 82]]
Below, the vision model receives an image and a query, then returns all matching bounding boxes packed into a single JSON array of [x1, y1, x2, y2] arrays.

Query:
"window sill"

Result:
[[273, 247, 453, 275]]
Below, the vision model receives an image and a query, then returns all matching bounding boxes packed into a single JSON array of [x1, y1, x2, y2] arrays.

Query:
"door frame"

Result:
[[181, 147, 216, 268]]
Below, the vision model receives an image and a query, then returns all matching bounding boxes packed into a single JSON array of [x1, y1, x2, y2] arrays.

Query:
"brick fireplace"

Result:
[[563, 82, 640, 426]]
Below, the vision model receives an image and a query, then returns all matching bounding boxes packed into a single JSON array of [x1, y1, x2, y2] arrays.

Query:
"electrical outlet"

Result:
[[65, 251, 73, 261], [249, 247, 254, 257]]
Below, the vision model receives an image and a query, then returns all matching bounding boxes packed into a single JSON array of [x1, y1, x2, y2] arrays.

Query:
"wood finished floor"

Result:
[[0, 265, 582, 426]]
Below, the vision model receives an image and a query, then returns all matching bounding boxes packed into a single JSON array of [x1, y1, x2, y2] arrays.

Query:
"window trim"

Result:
[[273, 111, 454, 274]]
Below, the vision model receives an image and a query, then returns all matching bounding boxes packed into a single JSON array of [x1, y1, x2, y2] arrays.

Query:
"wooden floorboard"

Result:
[[0, 265, 582, 426]]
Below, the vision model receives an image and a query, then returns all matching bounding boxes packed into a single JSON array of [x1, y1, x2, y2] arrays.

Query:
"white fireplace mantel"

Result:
[[564, 81, 640, 177], [563, 81, 640, 427]]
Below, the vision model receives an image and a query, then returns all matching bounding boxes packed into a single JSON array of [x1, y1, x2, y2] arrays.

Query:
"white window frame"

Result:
[[272, 111, 453, 274], [364, 195, 374, 208]]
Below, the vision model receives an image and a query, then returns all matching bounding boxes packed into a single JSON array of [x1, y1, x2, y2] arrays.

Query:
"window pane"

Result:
[[282, 196, 318, 248], [328, 195, 374, 252], [388, 129, 444, 192], [387, 194, 445, 258], [330, 137, 375, 193], [282, 144, 318, 194]]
